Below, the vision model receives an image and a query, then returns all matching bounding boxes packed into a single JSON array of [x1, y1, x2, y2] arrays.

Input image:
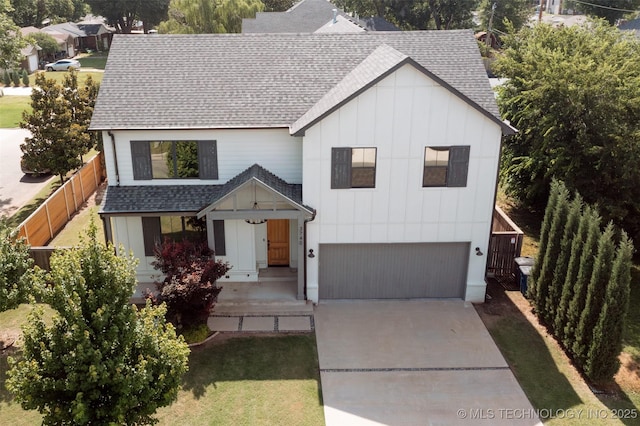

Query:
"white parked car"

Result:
[[45, 59, 81, 71]]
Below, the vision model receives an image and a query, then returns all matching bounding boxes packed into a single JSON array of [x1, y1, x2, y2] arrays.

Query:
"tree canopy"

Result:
[[334, 0, 476, 30], [26, 32, 58, 60], [7, 224, 190, 425], [9, 0, 87, 27], [494, 20, 640, 244], [86, 0, 170, 33], [21, 72, 99, 182], [158, 0, 263, 34], [0, 0, 25, 70], [0, 219, 40, 312]]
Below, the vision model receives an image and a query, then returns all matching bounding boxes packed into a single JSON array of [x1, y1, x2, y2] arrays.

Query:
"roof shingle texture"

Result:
[[90, 31, 499, 130], [101, 164, 305, 214], [242, 0, 353, 33]]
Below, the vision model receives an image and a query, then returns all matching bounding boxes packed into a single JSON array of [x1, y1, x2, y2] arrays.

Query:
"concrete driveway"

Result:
[[0, 128, 54, 218], [314, 300, 541, 425]]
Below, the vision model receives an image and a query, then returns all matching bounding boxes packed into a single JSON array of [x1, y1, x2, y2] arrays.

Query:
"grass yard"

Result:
[[155, 335, 324, 426], [28, 70, 104, 87], [0, 307, 324, 426], [77, 52, 108, 70], [0, 96, 30, 128]]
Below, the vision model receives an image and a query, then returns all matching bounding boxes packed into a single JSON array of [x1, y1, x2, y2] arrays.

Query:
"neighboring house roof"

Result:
[[314, 15, 364, 33], [242, 0, 397, 33], [21, 44, 40, 56], [20, 26, 73, 47], [77, 23, 108, 36], [90, 31, 508, 134], [42, 22, 86, 38], [360, 16, 399, 31], [100, 164, 306, 215]]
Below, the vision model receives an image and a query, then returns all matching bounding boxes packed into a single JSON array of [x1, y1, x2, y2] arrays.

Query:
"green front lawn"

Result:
[[0, 96, 30, 128], [77, 52, 108, 70], [0, 303, 324, 425], [29, 71, 103, 87]]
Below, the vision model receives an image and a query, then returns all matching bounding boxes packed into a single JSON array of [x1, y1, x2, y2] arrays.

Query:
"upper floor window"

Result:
[[131, 140, 218, 180], [331, 147, 377, 189], [423, 146, 470, 187]]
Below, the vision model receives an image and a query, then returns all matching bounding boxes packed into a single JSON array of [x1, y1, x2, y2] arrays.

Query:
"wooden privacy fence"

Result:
[[18, 153, 105, 247], [486, 206, 524, 284]]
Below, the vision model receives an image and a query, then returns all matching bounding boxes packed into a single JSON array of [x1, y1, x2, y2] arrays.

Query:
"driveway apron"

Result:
[[314, 300, 541, 425]]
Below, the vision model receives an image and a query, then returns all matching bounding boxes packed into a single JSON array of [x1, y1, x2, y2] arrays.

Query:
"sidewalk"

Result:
[[1, 86, 32, 96]]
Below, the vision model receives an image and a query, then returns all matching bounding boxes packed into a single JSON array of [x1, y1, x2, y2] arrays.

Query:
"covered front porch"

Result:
[[198, 164, 315, 301]]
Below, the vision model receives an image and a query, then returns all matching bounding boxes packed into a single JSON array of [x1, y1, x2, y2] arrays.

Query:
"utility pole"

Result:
[[486, 2, 497, 48]]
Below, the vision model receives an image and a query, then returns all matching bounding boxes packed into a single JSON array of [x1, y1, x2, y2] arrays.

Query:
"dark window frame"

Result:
[[141, 216, 225, 256], [131, 140, 218, 180], [422, 145, 470, 188], [331, 147, 377, 189]]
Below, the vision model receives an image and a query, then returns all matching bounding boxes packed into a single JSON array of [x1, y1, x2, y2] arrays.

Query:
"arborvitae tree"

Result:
[[2, 69, 10, 86], [564, 207, 601, 348], [529, 179, 563, 301], [555, 204, 591, 344], [21, 68, 28, 86], [585, 232, 634, 383], [11, 69, 20, 86], [534, 181, 570, 319], [547, 193, 583, 330], [7, 224, 190, 425], [572, 222, 616, 366]]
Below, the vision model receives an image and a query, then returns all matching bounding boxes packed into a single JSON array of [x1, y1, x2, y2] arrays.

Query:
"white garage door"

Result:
[[319, 243, 469, 299]]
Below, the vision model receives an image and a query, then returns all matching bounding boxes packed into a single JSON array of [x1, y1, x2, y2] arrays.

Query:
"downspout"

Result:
[[107, 131, 120, 186], [303, 209, 317, 300]]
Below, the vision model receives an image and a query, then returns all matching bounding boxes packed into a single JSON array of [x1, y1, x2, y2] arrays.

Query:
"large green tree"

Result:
[[21, 72, 99, 183], [1, 0, 25, 70], [6, 225, 190, 425], [0, 219, 40, 312], [495, 20, 640, 245], [86, 0, 171, 33], [25, 32, 58, 61], [9, 0, 85, 27], [159, 0, 263, 33], [335, 0, 476, 30]]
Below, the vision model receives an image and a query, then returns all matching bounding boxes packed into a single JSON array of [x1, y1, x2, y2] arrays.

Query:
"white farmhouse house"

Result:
[[90, 31, 514, 304]]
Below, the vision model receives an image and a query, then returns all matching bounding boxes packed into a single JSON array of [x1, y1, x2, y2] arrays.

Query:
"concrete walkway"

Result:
[[315, 300, 541, 425]]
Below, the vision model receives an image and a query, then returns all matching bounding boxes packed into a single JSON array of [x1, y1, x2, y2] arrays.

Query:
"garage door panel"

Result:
[[319, 243, 468, 299]]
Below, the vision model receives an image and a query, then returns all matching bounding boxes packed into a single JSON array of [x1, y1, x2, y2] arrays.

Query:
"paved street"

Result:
[[0, 128, 54, 218]]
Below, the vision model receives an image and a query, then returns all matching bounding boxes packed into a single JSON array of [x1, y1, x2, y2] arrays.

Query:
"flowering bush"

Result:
[[148, 238, 231, 326]]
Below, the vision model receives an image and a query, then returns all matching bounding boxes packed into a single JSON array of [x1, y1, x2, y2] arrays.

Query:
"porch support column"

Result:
[[296, 213, 305, 300]]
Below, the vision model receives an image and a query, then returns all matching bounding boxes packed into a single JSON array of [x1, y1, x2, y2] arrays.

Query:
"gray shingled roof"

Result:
[[100, 164, 306, 214], [292, 44, 407, 134], [242, 0, 353, 33], [90, 31, 502, 131]]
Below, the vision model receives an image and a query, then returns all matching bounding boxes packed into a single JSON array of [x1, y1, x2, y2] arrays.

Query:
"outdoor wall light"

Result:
[[308, 249, 315, 258], [475, 247, 484, 256]]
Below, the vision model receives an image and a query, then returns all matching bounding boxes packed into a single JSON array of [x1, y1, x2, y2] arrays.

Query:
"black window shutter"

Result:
[[131, 141, 152, 180], [198, 140, 218, 179], [331, 148, 352, 189], [142, 217, 161, 256], [448, 146, 470, 187], [213, 220, 226, 256]]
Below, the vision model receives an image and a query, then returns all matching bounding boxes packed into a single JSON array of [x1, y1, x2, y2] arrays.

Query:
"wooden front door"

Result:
[[267, 219, 290, 266]]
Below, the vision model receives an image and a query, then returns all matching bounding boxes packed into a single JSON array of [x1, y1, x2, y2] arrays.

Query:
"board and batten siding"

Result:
[[302, 63, 503, 303], [102, 128, 302, 186]]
